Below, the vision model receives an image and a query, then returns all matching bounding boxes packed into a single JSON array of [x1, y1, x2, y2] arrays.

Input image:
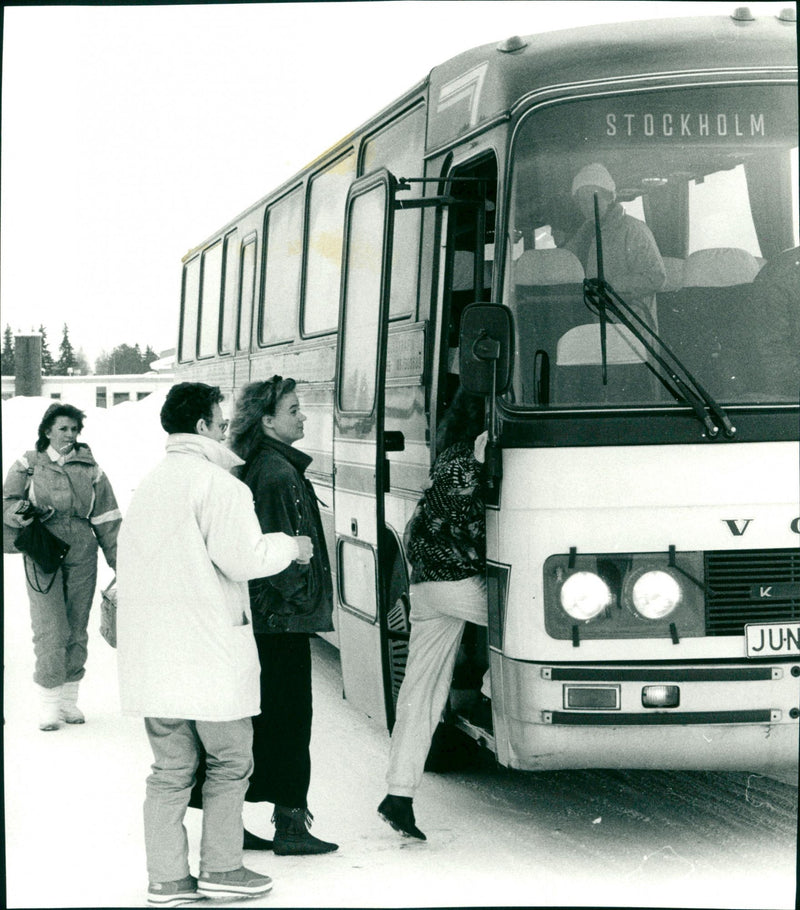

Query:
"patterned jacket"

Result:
[[404, 441, 485, 583]]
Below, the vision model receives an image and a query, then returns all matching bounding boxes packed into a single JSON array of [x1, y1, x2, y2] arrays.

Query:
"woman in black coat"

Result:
[[229, 376, 337, 855]]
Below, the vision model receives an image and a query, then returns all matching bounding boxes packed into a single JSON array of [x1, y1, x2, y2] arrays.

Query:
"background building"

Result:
[[1, 341, 174, 408]]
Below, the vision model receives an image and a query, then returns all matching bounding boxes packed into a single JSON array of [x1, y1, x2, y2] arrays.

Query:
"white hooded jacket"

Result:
[[116, 433, 299, 721]]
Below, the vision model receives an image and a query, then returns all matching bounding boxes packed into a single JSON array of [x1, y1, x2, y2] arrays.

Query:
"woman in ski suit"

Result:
[[3, 403, 121, 730]]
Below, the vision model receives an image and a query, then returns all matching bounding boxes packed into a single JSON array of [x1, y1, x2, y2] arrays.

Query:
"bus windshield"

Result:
[[504, 84, 799, 410]]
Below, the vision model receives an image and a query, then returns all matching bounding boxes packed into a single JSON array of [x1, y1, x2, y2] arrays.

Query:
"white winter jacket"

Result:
[[116, 434, 300, 721]]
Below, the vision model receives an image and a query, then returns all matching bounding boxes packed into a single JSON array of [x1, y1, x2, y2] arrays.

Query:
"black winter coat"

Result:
[[240, 436, 334, 634]]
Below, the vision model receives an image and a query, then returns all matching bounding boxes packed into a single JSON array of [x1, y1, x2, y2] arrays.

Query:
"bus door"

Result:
[[333, 169, 397, 727], [431, 154, 500, 740]]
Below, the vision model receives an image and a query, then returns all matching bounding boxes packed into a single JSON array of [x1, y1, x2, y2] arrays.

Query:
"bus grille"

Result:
[[705, 548, 800, 636]]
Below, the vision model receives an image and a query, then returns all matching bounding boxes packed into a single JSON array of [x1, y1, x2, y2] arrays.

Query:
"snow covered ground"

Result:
[[3, 395, 797, 909]]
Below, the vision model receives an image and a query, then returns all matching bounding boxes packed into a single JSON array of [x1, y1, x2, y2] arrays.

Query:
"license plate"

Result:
[[745, 621, 800, 658]]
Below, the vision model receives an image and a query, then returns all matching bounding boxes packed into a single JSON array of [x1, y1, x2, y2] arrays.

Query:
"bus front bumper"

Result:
[[495, 656, 800, 775]]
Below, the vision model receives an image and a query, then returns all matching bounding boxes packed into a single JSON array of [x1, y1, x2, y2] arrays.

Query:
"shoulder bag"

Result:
[[16, 506, 70, 594], [99, 578, 117, 648]]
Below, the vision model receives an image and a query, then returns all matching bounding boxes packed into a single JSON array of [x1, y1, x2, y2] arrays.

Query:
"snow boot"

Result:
[[378, 794, 426, 840], [272, 806, 338, 855], [59, 680, 85, 724], [36, 684, 62, 731]]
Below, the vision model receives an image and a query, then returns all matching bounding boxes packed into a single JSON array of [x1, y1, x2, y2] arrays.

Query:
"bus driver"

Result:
[[565, 162, 666, 329]]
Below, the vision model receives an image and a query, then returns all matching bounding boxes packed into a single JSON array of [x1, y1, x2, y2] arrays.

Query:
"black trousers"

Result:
[[189, 632, 312, 810]]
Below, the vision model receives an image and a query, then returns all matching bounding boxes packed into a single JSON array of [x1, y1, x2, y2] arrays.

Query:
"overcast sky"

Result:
[[0, 0, 785, 366]]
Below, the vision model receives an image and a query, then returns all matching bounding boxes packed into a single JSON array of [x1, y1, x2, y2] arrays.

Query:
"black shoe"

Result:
[[378, 795, 426, 841], [243, 828, 273, 851], [272, 807, 338, 855]]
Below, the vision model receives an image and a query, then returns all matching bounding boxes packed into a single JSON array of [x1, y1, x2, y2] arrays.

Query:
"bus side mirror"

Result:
[[458, 303, 514, 396]]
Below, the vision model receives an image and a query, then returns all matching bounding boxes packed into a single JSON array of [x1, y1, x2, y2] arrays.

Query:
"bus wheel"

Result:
[[385, 551, 411, 728]]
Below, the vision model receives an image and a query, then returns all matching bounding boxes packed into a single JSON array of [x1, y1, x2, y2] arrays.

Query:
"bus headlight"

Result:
[[559, 571, 611, 621], [628, 569, 682, 620]]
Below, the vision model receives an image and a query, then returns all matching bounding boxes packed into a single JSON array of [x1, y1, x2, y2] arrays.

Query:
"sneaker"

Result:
[[377, 794, 426, 841], [147, 874, 204, 906], [197, 867, 273, 899]]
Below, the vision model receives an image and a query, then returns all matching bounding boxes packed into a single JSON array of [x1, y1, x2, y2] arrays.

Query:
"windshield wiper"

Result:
[[585, 194, 736, 439]]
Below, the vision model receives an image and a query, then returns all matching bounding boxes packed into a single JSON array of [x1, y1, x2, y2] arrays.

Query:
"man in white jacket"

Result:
[[117, 383, 312, 907]]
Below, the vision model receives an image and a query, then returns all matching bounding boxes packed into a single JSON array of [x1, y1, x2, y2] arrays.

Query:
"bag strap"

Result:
[[19, 451, 40, 505], [23, 554, 60, 594]]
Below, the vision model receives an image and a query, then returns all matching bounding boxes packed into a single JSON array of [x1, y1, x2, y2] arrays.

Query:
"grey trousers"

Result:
[[26, 517, 97, 688], [143, 716, 253, 882]]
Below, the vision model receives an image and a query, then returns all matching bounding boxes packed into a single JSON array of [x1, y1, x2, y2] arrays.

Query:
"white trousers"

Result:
[[386, 575, 487, 798]]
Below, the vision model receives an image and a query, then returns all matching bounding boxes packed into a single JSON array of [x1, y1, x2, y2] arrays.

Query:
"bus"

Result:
[[175, 9, 799, 779]]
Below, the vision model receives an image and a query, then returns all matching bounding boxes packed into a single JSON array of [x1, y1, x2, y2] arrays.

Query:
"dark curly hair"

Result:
[[160, 382, 224, 434], [36, 403, 86, 452], [435, 388, 485, 453], [229, 376, 296, 463]]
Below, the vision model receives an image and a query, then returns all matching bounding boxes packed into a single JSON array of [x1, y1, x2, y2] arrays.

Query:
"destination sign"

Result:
[[528, 85, 796, 146], [605, 111, 766, 139]]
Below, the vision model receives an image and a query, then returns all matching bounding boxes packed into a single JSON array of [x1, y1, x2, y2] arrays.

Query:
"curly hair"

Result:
[[435, 388, 485, 453], [36, 403, 86, 452], [160, 382, 224, 434], [229, 376, 297, 462]]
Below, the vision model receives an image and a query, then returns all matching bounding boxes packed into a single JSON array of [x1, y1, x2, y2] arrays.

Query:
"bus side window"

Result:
[[198, 240, 223, 359], [303, 152, 356, 337], [361, 104, 426, 320], [179, 255, 201, 363], [219, 229, 239, 355], [261, 188, 303, 346], [237, 238, 257, 352]]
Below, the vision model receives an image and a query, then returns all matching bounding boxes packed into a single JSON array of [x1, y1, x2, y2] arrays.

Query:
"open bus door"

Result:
[[333, 169, 397, 728]]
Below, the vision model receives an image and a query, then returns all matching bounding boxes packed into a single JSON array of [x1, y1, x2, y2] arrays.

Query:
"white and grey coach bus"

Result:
[[175, 8, 799, 779]]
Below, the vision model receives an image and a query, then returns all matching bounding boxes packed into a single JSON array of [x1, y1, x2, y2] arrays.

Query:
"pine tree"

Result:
[[54, 323, 77, 376], [143, 345, 158, 371], [95, 342, 154, 374], [1, 325, 15, 376], [39, 324, 55, 375]]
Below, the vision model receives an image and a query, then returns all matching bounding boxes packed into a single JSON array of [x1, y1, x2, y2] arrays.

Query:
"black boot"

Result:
[[272, 806, 338, 855], [243, 828, 273, 850], [377, 795, 426, 840]]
